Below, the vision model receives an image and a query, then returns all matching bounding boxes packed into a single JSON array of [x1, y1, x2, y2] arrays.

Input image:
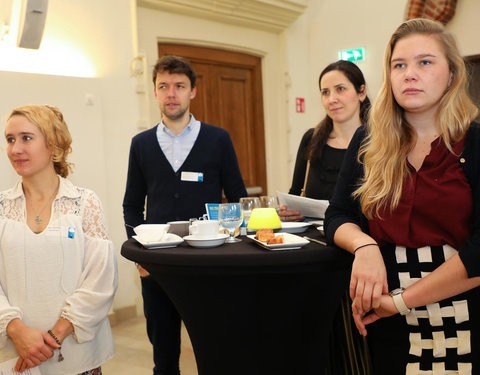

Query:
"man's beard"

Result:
[[163, 105, 188, 121]]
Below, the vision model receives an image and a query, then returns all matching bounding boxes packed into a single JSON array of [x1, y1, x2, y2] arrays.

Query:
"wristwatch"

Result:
[[389, 287, 411, 315]]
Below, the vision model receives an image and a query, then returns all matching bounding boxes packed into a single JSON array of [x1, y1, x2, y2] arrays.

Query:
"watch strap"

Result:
[[392, 292, 411, 315]]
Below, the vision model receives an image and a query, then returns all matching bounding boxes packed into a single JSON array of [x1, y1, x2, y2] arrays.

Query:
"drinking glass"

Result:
[[218, 203, 243, 243], [260, 196, 279, 210], [239, 197, 261, 229]]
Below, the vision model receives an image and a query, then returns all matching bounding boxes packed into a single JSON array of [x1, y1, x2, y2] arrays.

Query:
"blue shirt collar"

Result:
[[160, 114, 196, 137]]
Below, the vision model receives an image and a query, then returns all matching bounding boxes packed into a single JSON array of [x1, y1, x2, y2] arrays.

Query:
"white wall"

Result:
[[0, 0, 141, 311], [447, 0, 480, 57], [284, 0, 409, 176], [0, 72, 107, 197]]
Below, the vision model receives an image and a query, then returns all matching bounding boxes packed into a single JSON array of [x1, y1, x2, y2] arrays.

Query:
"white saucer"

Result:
[[280, 222, 311, 234], [183, 234, 229, 248], [133, 233, 183, 249], [247, 232, 309, 250]]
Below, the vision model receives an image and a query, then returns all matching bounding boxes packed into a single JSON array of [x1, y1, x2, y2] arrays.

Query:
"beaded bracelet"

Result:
[[47, 330, 64, 362], [353, 243, 378, 254]]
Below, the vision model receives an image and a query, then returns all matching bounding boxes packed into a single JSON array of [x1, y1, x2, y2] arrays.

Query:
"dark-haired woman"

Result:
[[280, 61, 372, 374], [280, 60, 370, 222]]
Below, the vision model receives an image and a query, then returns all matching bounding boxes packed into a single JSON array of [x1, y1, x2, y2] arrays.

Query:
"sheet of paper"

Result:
[[205, 203, 219, 220], [0, 358, 41, 375], [277, 191, 329, 219]]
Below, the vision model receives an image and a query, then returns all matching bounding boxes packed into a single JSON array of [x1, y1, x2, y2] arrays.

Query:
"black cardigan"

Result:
[[123, 122, 247, 238], [325, 122, 480, 277]]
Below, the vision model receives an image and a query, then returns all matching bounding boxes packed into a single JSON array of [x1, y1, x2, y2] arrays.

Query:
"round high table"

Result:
[[121, 228, 353, 375]]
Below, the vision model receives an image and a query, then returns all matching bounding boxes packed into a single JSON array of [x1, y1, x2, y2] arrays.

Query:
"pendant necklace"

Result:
[[30, 185, 59, 224]]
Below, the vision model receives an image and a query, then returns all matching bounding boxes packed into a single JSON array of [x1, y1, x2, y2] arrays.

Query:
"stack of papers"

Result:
[[277, 191, 329, 219], [0, 358, 41, 375]]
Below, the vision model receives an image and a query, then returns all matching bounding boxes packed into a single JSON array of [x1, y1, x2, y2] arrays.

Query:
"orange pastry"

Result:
[[256, 228, 275, 242], [267, 235, 284, 245]]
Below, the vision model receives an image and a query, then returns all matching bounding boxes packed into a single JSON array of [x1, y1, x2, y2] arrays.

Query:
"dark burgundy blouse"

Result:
[[369, 136, 472, 250]]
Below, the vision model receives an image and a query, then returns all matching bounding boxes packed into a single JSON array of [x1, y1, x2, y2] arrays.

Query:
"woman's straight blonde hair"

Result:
[[354, 18, 478, 219]]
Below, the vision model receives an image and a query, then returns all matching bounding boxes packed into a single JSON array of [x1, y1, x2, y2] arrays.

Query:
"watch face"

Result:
[[390, 287, 405, 296]]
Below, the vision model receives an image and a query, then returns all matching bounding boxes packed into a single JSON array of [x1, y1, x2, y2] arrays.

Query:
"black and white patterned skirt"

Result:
[[367, 244, 480, 375]]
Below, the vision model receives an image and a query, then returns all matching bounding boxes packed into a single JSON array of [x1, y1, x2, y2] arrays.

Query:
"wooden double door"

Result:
[[158, 44, 267, 196]]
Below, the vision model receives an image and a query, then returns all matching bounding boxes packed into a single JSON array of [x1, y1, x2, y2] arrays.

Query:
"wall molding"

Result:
[[155, 36, 267, 58], [138, 0, 308, 33], [108, 305, 138, 326]]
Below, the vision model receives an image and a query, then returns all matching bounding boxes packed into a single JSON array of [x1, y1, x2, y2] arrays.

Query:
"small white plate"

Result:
[[247, 232, 310, 250], [183, 234, 229, 248], [133, 233, 183, 249], [316, 226, 325, 236], [280, 222, 311, 234]]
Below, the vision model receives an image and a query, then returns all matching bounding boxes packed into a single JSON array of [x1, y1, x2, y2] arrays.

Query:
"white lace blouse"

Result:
[[0, 176, 118, 375]]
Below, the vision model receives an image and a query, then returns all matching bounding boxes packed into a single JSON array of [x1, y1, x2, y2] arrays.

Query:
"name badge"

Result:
[[181, 171, 203, 182], [67, 227, 76, 239]]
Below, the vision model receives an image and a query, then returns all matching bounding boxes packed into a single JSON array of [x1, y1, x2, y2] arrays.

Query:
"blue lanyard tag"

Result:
[[67, 227, 76, 239]]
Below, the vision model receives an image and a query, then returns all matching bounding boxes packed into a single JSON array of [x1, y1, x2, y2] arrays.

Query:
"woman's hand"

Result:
[[7, 319, 59, 372], [278, 205, 305, 222], [14, 357, 30, 373], [350, 244, 388, 315], [137, 264, 150, 277], [50, 317, 74, 344], [352, 294, 398, 336]]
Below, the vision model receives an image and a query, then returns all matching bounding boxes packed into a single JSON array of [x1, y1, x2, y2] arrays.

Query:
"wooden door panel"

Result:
[[216, 68, 255, 187], [189, 63, 210, 124]]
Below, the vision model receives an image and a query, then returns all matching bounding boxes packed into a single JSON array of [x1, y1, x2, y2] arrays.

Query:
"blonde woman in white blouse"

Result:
[[0, 105, 118, 375]]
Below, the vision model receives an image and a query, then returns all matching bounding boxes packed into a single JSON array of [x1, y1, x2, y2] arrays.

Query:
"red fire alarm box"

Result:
[[295, 97, 305, 113]]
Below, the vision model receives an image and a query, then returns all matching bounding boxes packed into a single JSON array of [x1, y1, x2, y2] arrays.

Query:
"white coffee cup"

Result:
[[189, 220, 220, 238], [134, 224, 170, 242]]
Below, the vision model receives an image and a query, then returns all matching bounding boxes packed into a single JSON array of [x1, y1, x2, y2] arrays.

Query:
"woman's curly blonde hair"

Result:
[[8, 104, 73, 177]]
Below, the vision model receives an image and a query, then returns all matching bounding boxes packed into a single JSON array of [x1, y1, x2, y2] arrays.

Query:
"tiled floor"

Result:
[[102, 316, 198, 375]]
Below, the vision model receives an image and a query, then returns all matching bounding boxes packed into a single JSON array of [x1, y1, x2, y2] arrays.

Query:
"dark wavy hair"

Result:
[[152, 55, 196, 88], [307, 60, 370, 160]]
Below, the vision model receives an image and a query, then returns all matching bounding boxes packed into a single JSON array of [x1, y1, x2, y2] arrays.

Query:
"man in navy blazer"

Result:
[[123, 55, 247, 375]]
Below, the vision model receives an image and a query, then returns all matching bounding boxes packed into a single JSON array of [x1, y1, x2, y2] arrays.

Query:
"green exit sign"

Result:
[[339, 48, 365, 62]]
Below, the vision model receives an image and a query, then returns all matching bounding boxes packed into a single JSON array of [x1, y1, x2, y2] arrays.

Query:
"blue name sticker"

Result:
[[68, 227, 76, 239]]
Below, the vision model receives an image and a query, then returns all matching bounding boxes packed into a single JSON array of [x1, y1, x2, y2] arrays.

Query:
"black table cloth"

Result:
[[121, 228, 353, 375]]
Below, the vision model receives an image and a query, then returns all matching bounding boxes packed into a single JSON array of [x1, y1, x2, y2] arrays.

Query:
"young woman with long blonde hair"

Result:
[[325, 18, 480, 374]]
